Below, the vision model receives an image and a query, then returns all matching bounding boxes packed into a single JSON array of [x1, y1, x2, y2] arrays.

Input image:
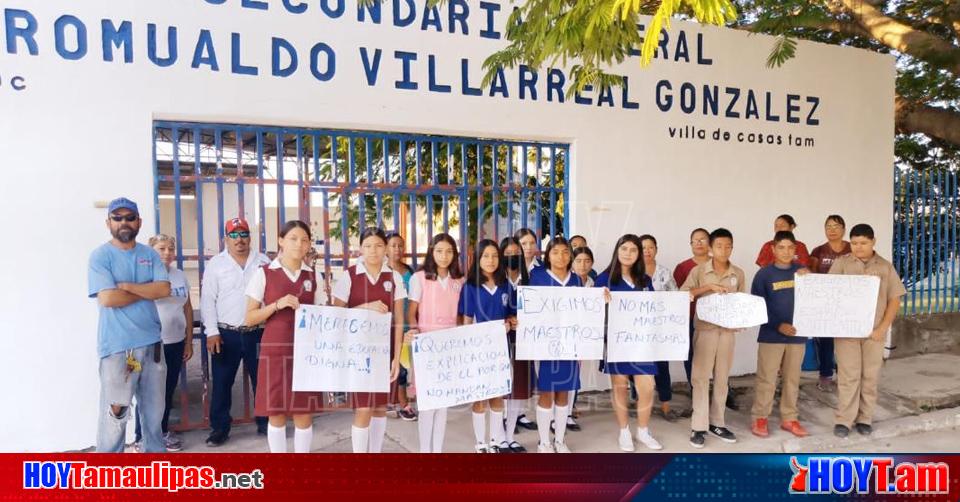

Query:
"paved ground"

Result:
[[127, 353, 960, 454]]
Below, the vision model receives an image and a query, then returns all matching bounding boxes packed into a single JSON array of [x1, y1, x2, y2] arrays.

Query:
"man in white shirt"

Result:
[[200, 218, 270, 446]]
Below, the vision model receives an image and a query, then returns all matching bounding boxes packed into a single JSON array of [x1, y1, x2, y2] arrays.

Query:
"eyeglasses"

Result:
[[825, 224, 844, 230], [691, 239, 708, 245], [110, 214, 138, 222], [227, 231, 250, 239]]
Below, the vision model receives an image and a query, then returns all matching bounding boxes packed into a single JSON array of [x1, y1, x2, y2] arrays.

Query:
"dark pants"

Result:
[[684, 320, 695, 384], [210, 327, 267, 434], [654, 361, 672, 402], [815, 337, 835, 378], [135, 340, 185, 442]]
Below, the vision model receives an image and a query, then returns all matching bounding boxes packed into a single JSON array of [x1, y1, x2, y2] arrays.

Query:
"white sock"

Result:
[[553, 405, 570, 444], [489, 409, 505, 445], [505, 400, 521, 443], [472, 412, 486, 445], [351, 425, 369, 453], [267, 424, 286, 453], [418, 409, 436, 453], [536, 406, 552, 447], [432, 407, 448, 453], [294, 426, 313, 453], [368, 416, 387, 453], [637, 426, 649, 435]]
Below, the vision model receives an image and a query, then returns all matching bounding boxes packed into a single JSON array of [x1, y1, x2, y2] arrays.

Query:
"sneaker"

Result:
[[751, 418, 769, 438], [163, 432, 183, 452], [689, 430, 706, 449], [817, 376, 834, 392], [537, 442, 554, 453], [708, 425, 737, 443], [618, 428, 635, 452], [398, 405, 418, 422], [833, 424, 850, 438], [854, 423, 873, 436], [635, 429, 663, 451], [205, 430, 229, 447], [553, 441, 571, 453], [566, 416, 581, 432], [507, 441, 527, 453], [474, 442, 488, 453], [780, 420, 809, 438], [517, 414, 538, 430]]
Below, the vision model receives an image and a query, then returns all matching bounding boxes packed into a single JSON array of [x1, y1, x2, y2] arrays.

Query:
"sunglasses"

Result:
[[110, 214, 138, 222], [227, 231, 251, 239]]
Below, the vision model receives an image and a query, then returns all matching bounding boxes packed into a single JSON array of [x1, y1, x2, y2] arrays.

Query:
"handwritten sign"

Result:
[[411, 321, 512, 411], [794, 274, 880, 338], [696, 292, 768, 329], [607, 291, 690, 362], [515, 286, 605, 360], [292, 305, 392, 393]]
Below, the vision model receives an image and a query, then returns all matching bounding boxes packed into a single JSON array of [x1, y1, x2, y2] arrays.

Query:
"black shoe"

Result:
[[833, 424, 850, 438], [507, 440, 527, 453], [517, 414, 538, 431], [566, 416, 582, 432], [205, 430, 229, 447], [725, 393, 739, 411], [708, 425, 737, 443], [689, 430, 706, 449], [854, 423, 872, 436]]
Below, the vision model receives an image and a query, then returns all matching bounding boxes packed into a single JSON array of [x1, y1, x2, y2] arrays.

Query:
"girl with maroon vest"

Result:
[[243, 220, 325, 453], [331, 227, 406, 453], [404, 233, 465, 453]]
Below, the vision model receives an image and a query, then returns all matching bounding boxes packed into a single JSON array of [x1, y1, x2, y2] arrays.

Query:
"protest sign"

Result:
[[412, 321, 512, 411], [794, 273, 880, 338], [607, 291, 690, 362], [292, 305, 392, 392], [696, 292, 768, 329], [515, 286, 605, 360]]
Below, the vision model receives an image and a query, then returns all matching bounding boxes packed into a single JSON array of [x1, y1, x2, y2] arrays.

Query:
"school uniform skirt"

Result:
[[602, 361, 658, 376], [507, 330, 534, 399], [537, 361, 581, 392], [255, 340, 325, 416]]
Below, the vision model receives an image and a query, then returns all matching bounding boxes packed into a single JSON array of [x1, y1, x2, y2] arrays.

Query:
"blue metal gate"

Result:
[[894, 166, 960, 314], [152, 121, 570, 429]]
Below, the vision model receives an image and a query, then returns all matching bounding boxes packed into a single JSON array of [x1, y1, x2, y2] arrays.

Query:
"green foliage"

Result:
[[482, 0, 737, 94]]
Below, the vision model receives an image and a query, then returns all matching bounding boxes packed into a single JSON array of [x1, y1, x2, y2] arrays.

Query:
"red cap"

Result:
[[225, 217, 249, 233]]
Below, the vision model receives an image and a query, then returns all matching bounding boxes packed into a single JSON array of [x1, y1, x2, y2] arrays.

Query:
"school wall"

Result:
[[0, 0, 894, 451]]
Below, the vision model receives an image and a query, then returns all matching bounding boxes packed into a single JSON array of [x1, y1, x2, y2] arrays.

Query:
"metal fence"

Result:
[[894, 166, 960, 315], [152, 121, 570, 430]]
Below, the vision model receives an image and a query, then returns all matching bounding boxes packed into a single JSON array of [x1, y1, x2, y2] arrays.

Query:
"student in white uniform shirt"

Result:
[[200, 217, 271, 446], [134, 234, 194, 452], [640, 234, 680, 418]]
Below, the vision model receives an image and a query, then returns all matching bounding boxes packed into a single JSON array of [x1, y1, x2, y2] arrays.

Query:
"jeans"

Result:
[[97, 343, 166, 453], [135, 340, 185, 442], [209, 328, 266, 434], [815, 337, 835, 378]]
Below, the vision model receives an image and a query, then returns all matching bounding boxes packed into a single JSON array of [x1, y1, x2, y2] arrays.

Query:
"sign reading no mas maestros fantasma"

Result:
[[695, 292, 768, 329], [292, 305, 392, 393], [607, 291, 690, 362], [515, 286, 605, 360], [794, 274, 880, 338], [411, 321, 512, 411]]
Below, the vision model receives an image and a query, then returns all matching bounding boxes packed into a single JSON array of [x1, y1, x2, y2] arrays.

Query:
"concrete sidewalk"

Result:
[[153, 353, 960, 454]]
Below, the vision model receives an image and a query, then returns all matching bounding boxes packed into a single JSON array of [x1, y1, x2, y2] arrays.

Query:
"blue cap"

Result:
[[107, 197, 139, 216]]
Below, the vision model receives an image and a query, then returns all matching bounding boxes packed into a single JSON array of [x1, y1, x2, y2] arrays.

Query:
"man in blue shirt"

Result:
[[88, 198, 171, 452], [749, 230, 809, 439]]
